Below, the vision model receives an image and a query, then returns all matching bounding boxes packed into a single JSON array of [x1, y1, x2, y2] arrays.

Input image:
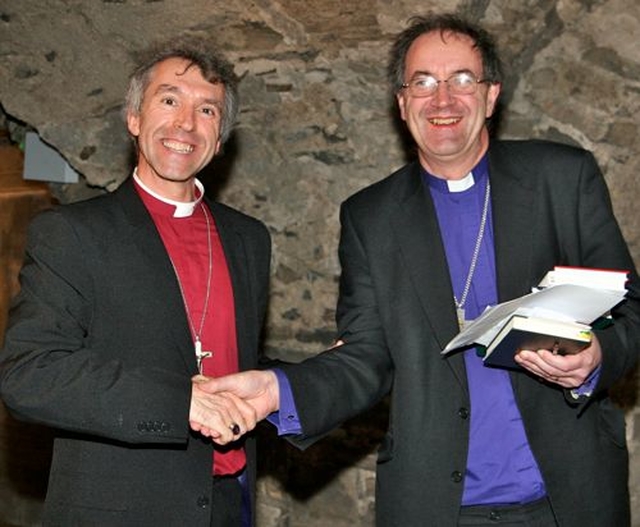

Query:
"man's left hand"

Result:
[[513, 334, 602, 388]]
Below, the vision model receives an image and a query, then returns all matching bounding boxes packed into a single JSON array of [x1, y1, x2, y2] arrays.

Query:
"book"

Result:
[[480, 314, 592, 369], [442, 267, 628, 368], [537, 266, 628, 291]]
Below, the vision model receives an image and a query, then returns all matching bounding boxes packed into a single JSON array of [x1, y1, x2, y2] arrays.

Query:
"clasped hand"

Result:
[[188, 371, 280, 444]]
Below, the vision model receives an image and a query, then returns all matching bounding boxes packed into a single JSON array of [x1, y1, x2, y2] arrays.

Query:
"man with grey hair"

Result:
[[0, 36, 267, 526]]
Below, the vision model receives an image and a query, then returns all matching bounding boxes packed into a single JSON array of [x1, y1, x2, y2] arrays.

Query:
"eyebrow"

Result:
[[410, 68, 476, 78], [154, 83, 223, 108]]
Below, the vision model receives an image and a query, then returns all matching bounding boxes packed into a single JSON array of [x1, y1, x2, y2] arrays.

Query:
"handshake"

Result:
[[188, 370, 280, 444]]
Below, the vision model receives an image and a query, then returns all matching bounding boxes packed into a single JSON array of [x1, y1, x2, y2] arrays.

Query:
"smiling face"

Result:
[[396, 30, 501, 180], [127, 57, 225, 201]]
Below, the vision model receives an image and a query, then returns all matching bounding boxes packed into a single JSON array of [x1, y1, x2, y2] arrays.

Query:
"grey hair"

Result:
[[125, 36, 239, 145]]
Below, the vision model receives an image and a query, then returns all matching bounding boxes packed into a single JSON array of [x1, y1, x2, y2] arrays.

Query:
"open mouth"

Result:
[[162, 140, 194, 153], [428, 117, 461, 126]]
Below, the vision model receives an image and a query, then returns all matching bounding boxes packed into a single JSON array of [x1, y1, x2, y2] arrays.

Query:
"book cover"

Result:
[[481, 315, 592, 370], [537, 266, 628, 291]]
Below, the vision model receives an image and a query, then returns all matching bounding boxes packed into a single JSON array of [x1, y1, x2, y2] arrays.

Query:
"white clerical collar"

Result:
[[133, 169, 205, 218], [446, 171, 475, 193]]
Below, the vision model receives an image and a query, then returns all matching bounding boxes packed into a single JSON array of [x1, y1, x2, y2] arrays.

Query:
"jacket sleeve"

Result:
[[569, 149, 640, 394], [0, 209, 193, 444], [278, 201, 393, 447]]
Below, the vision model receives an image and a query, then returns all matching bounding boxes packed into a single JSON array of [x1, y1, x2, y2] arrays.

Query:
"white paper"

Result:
[[442, 284, 625, 354]]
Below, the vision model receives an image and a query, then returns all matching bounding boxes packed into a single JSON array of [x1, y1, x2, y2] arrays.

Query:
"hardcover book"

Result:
[[443, 266, 628, 369], [480, 314, 592, 369]]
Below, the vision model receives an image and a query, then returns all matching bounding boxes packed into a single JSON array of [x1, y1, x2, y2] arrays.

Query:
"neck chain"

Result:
[[170, 203, 214, 372], [454, 179, 491, 329]]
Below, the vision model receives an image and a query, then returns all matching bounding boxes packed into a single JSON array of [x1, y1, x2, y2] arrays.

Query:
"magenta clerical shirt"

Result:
[[134, 173, 245, 476]]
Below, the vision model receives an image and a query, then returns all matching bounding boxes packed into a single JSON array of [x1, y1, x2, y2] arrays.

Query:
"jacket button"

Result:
[[451, 471, 463, 483], [458, 407, 469, 419], [489, 510, 501, 521], [196, 496, 209, 508]]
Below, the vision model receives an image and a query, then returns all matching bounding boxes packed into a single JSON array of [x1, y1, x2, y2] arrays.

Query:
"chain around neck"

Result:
[[453, 179, 491, 315], [169, 203, 214, 344]]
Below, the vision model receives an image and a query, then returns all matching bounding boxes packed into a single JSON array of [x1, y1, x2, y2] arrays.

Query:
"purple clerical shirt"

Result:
[[425, 155, 546, 505]]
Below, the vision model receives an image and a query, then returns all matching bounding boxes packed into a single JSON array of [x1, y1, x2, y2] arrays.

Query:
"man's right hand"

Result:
[[193, 370, 280, 427], [189, 377, 259, 444]]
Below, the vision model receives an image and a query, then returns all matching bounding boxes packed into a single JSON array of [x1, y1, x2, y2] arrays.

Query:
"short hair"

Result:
[[125, 36, 239, 145], [388, 13, 504, 93]]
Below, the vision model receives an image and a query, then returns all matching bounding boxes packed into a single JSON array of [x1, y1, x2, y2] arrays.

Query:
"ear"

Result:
[[126, 110, 141, 137], [396, 92, 408, 121], [485, 83, 502, 118]]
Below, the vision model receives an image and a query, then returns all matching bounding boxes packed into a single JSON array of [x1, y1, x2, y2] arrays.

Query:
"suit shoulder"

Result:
[[30, 189, 116, 227], [492, 139, 593, 162], [208, 201, 270, 237], [342, 162, 418, 212]]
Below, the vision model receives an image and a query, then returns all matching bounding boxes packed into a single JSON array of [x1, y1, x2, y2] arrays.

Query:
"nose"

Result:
[[175, 107, 195, 131], [432, 81, 454, 106]]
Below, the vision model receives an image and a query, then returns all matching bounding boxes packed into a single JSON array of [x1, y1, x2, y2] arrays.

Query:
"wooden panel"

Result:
[[0, 135, 53, 527]]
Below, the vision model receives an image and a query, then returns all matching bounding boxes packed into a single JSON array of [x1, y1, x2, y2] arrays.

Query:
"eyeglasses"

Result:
[[401, 71, 490, 97]]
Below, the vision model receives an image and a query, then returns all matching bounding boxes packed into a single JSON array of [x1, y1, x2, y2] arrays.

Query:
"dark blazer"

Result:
[[279, 140, 640, 527], [0, 179, 271, 526]]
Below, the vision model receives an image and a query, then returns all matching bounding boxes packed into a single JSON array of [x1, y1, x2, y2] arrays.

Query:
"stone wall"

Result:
[[0, 0, 639, 525]]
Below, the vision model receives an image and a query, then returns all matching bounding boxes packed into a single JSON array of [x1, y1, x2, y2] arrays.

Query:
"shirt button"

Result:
[[450, 471, 463, 483], [196, 496, 209, 508], [458, 407, 469, 419]]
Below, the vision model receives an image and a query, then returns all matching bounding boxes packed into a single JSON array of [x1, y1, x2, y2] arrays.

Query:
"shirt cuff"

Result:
[[569, 364, 601, 400], [266, 368, 302, 435]]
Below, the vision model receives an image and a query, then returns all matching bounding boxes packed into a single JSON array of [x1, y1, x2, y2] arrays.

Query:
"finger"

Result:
[[210, 392, 257, 440], [189, 420, 222, 439], [194, 375, 232, 394], [195, 389, 257, 442], [190, 387, 243, 444], [515, 352, 562, 382], [220, 391, 258, 433], [516, 353, 584, 387], [192, 374, 210, 384]]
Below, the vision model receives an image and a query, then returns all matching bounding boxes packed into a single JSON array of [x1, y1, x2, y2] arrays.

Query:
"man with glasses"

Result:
[[200, 13, 640, 527]]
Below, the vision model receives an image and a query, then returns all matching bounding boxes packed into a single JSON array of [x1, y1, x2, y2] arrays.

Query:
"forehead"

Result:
[[405, 30, 483, 75], [146, 57, 225, 99]]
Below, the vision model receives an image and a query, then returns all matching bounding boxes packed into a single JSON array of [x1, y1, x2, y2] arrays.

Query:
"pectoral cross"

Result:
[[456, 306, 466, 330], [195, 338, 212, 374]]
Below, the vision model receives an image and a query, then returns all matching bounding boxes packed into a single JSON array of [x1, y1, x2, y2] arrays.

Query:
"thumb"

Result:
[[192, 373, 236, 393]]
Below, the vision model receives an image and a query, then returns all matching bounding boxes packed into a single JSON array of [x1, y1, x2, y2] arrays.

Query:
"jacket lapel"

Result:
[[489, 144, 538, 302], [115, 180, 199, 373], [389, 164, 467, 387], [207, 201, 255, 372]]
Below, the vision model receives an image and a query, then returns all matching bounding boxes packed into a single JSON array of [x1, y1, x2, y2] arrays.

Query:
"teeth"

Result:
[[429, 117, 460, 125], [163, 140, 193, 153]]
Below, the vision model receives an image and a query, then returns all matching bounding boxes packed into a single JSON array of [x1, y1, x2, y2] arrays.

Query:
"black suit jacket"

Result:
[[280, 140, 640, 527], [0, 179, 271, 526]]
